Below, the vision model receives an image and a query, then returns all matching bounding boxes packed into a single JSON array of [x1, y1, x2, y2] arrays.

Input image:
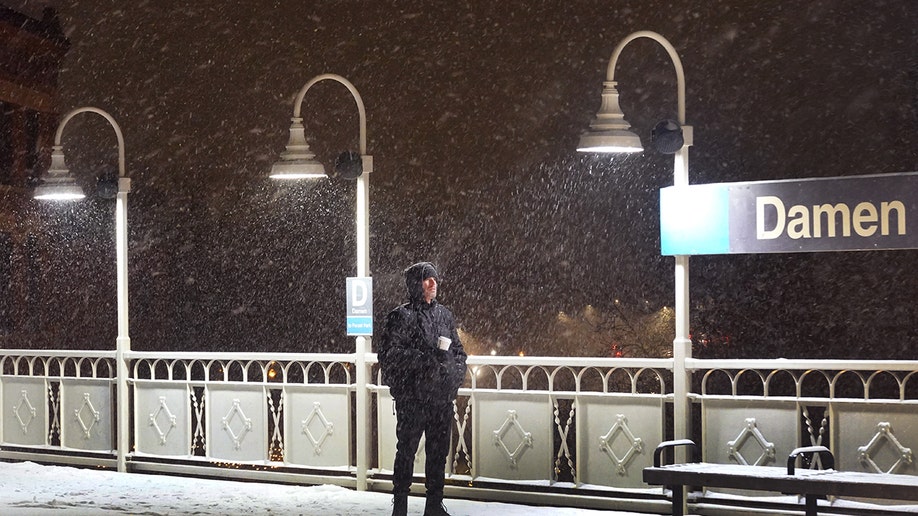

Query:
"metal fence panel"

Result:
[[134, 383, 191, 456], [832, 402, 918, 476], [702, 398, 800, 467], [284, 385, 350, 468], [207, 385, 267, 462], [576, 393, 664, 488], [473, 391, 553, 482], [1, 377, 47, 446], [60, 379, 113, 451]]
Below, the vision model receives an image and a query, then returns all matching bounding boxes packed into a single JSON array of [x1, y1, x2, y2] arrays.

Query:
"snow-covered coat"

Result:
[[378, 265, 467, 403]]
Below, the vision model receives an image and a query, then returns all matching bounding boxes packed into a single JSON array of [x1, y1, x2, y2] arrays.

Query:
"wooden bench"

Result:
[[643, 440, 918, 516]]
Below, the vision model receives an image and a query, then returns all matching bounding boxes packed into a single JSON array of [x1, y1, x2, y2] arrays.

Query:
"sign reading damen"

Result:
[[660, 171, 918, 255]]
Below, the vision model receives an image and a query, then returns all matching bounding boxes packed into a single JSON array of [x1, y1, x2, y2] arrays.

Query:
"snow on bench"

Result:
[[643, 440, 918, 516]]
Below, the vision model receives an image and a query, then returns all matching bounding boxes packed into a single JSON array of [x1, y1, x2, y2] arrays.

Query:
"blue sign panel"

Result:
[[347, 316, 373, 336], [660, 172, 918, 255]]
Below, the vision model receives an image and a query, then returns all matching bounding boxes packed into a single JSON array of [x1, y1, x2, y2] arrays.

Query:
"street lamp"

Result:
[[33, 106, 132, 473], [577, 31, 694, 449], [270, 73, 373, 490]]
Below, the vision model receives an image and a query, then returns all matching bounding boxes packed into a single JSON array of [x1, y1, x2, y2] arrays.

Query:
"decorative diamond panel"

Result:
[[493, 409, 533, 467], [149, 396, 178, 445], [727, 417, 776, 466], [74, 392, 102, 439], [599, 414, 644, 475], [858, 422, 913, 474], [302, 401, 334, 455], [222, 399, 253, 451], [13, 390, 37, 434]]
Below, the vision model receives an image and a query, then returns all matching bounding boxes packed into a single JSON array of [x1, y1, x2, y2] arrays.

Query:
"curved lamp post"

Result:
[[34, 106, 131, 473], [271, 73, 373, 490], [577, 31, 694, 454]]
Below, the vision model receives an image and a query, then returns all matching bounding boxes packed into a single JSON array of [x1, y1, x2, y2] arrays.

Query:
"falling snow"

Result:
[[3, 1, 916, 360]]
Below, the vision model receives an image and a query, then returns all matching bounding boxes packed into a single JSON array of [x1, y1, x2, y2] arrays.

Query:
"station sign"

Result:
[[660, 171, 918, 255], [346, 277, 373, 336]]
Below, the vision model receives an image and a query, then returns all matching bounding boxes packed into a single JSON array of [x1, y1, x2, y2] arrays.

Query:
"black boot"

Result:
[[392, 495, 408, 516], [423, 494, 450, 516]]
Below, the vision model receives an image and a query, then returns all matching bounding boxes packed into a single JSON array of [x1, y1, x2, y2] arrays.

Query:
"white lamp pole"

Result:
[[35, 106, 132, 473], [578, 30, 693, 451], [271, 74, 373, 490]]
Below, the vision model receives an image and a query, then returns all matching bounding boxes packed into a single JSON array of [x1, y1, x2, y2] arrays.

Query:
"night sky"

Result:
[[11, 1, 917, 359]]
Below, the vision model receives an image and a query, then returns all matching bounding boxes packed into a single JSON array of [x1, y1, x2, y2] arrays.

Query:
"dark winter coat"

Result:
[[378, 272, 467, 403]]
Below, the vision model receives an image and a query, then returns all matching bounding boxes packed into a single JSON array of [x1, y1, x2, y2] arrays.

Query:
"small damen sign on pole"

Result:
[[346, 277, 373, 336]]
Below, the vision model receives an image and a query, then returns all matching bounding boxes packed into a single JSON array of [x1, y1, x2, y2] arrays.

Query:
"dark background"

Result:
[[9, 0, 918, 359]]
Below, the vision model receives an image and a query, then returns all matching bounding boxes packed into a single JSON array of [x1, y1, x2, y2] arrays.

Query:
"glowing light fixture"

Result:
[[576, 81, 643, 153], [269, 117, 328, 179], [32, 145, 86, 200]]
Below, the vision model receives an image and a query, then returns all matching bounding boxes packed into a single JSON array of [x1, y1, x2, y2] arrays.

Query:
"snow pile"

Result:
[[0, 461, 636, 515]]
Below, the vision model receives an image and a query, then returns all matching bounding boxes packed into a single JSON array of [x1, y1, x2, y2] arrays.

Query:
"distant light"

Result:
[[518, 351, 525, 357], [490, 349, 496, 356]]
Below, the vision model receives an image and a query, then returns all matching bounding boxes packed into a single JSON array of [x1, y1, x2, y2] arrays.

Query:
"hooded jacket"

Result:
[[378, 263, 467, 403]]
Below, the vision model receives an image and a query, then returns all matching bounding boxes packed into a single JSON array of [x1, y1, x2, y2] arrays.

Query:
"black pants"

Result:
[[392, 399, 454, 497]]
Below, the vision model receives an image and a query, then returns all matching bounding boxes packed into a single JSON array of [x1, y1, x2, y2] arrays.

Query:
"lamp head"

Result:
[[269, 117, 328, 180], [33, 145, 86, 201], [334, 151, 363, 180], [577, 81, 644, 154], [651, 119, 684, 154]]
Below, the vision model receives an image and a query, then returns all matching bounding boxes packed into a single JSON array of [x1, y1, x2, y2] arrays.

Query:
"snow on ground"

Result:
[[0, 461, 646, 515]]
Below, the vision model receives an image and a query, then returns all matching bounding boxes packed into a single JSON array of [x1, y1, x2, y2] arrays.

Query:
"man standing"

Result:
[[378, 262, 467, 516]]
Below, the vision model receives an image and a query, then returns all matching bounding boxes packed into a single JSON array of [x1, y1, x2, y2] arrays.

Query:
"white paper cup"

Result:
[[438, 336, 452, 351]]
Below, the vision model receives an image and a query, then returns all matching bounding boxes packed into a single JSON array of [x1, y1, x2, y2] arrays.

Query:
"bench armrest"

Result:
[[653, 439, 699, 467], [787, 445, 834, 475]]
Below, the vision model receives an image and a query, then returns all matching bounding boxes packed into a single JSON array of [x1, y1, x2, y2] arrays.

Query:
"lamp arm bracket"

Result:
[[55, 106, 127, 178], [291, 73, 368, 155], [605, 31, 686, 125]]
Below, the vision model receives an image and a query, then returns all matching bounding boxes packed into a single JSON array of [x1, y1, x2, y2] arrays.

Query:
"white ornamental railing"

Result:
[[3, 349, 918, 513]]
